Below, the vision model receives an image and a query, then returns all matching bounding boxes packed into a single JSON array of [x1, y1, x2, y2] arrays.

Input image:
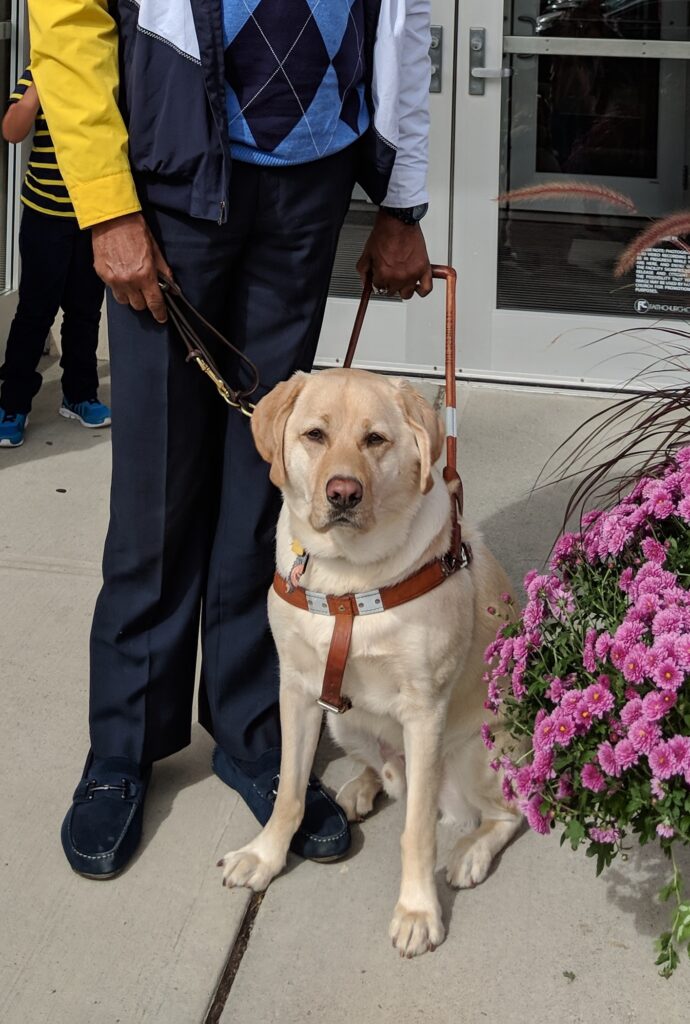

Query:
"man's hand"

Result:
[[92, 212, 173, 323], [357, 210, 433, 300]]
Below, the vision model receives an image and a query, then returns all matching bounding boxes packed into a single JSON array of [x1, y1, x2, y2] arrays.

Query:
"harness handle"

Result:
[[344, 266, 463, 513]]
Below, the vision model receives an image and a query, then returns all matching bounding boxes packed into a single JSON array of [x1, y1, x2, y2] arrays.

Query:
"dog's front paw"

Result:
[[446, 835, 493, 889], [217, 846, 283, 892], [389, 902, 445, 958]]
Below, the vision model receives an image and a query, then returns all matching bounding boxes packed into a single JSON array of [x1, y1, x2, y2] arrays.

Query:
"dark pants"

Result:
[[0, 205, 104, 414], [89, 149, 356, 766]]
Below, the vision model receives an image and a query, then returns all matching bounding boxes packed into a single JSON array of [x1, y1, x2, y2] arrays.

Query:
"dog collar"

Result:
[[274, 504, 471, 714]]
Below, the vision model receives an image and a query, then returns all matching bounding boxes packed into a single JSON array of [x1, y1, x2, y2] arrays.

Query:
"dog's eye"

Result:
[[305, 428, 325, 442], [366, 433, 387, 447]]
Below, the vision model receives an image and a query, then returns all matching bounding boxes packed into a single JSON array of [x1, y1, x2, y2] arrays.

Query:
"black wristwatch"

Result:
[[380, 203, 428, 226]]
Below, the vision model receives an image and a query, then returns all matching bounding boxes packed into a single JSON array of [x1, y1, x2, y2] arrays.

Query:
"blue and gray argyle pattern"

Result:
[[223, 0, 369, 165]]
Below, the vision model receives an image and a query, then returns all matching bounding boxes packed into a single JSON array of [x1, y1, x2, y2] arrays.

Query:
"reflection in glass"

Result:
[[531, 1, 688, 41]]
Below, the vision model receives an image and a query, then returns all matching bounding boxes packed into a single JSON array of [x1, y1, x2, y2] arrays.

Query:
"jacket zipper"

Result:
[[218, 199, 227, 225]]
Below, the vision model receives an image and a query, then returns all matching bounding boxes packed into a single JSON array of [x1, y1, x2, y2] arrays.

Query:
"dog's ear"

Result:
[[251, 372, 308, 487], [395, 380, 445, 494]]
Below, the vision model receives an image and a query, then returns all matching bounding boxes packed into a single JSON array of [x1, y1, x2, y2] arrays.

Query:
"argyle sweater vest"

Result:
[[222, 0, 369, 165]]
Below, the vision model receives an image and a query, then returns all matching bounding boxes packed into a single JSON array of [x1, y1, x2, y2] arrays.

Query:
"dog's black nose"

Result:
[[326, 476, 363, 509]]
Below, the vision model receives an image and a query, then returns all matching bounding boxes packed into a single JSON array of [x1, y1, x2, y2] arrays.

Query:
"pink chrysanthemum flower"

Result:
[[583, 682, 615, 718], [560, 690, 582, 717], [589, 826, 622, 844], [629, 717, 662, 755], [534, 715, 558, 751], [677, 495, 690, 520], [522, 600, 545, 631], [597, 741, 620, 777], [652, 659, 684, 692], [648, 742, 677, 780], [652, 607, 683, 635], [524, 795, 552, 835], [515, 765, 534, 797], [614, 620, 645, 651], [656, 823, 675, 839], [641, 537, 667, 564], [650, 777, 666, 800], [613, 739, 639, 773], [553, 712, 576, 746], [581, 763, 607, 792], [502, 776, 516, 803], [583, 628, 598, 672], [480, 723, 495, 750], [667, 735, 690, 773], [620, 697, 644, 726], [594, 632, 614, 659], [633, 592, 660, 620], [619, 567, 634, 593], [621, 643, 649, 684], [673, 634, 690, 673], [644, 483, 674, 520], [546, 677, 566, 703], [531, 749, 555, 783], [641, 689, 676, 722], [556, 775, 574, 800]]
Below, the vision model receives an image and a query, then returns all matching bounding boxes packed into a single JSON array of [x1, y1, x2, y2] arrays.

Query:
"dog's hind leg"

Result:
[[337, 766, 383, 822], [445, 811, 522, 889]]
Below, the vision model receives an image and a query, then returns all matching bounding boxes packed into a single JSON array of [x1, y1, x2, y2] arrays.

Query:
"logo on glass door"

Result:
[[635, 298, 690, 316]]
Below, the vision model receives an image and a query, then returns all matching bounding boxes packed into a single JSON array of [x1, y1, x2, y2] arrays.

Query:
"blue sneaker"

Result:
[[0, 407, 28, 447], [60, 397, 111, 428]]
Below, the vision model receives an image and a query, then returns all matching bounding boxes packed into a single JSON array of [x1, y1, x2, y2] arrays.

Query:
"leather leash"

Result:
[[274, 265, 470, 714], [159, 276, 259, 417]]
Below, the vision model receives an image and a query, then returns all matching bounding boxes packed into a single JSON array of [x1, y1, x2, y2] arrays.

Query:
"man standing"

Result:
[[28, 0, 433, 878]]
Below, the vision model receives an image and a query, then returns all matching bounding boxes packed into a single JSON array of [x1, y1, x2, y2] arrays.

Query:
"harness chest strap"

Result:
[[272, 531, 471, 714]]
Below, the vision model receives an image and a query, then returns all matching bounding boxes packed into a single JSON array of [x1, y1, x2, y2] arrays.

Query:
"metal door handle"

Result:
[[469, 27, 512, 95], [471, 67, 513, 79]]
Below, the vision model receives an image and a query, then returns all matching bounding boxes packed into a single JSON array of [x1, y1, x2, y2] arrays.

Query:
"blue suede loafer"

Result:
[[61, 755, 151, 879], [212, 746, 350, 862]]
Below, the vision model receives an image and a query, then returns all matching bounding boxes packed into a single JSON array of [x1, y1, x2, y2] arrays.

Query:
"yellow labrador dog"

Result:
[[218, 368, 522, 957]]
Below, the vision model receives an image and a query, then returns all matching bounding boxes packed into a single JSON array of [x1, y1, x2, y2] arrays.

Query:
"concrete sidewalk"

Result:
[[1, 358, 689, 1023]]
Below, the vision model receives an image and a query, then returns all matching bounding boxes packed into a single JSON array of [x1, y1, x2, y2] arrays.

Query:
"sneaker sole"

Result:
[[59, 407, 111, 428]]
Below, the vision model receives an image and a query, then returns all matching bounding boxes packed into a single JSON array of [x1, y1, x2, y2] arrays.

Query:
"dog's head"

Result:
[[251, 368, 444, 536]]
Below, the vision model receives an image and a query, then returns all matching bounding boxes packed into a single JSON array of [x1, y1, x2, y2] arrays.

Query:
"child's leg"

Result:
[[0, 207, 72, 414], [59, 226, 105, 404]]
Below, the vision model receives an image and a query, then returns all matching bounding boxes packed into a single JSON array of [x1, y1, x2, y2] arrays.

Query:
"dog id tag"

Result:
[[286, 540, 310, 593]]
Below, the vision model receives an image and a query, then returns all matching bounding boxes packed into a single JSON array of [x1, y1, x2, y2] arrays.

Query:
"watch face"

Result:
[[411, 204, 428, 222]]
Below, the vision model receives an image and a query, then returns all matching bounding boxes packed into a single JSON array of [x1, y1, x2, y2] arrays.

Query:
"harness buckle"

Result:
[[317, 696, 353, 715], [442, 542, 472, 576]]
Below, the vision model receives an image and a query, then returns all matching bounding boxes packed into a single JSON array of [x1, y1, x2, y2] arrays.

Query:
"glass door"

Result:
[[316, 0, 457, 376], [0, 0, 27, 343], [454, 0, 690, 388]]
